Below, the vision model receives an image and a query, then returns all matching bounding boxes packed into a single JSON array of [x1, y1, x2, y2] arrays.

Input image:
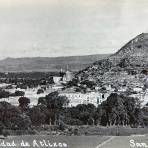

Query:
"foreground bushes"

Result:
[[0, 102, 31, 130]]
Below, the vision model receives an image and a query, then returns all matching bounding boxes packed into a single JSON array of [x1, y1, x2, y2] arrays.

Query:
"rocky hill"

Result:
[[75, 33, 148, 89], [110, 33, 148, 67], [0, 54, 109, 72]]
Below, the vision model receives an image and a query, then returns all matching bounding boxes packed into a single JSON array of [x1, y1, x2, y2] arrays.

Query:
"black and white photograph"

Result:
[[0, 0, 148, 147]]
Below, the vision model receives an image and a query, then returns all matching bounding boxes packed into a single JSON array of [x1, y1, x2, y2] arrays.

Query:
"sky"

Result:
[[0, 0, 148, 59]]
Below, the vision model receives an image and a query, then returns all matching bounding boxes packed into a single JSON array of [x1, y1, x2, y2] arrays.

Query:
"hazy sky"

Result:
[[0, 0, 148, 59]]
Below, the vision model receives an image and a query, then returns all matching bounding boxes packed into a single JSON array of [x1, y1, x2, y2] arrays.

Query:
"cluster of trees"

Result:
[[0, 90, 25, 99], [23, 92, 146, 127], [61, 104, 99, 126], [37, 91, 69, 125], [61, 93, 144, 127], [0, 91, 146, 133], [0, 75, 55, 90], [99, 93, 143, 127], [0, 90, 10, 98], [0, 102, 31, 132], [0, 72, 60, 79], [6, 91, 69, 127]]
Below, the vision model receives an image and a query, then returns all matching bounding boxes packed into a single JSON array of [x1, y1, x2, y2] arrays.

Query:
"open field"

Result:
[[99, 135, 148, 148], [1, 134, 148, 148], [0, 135, 109, 148], [78, 126, 148, 136]]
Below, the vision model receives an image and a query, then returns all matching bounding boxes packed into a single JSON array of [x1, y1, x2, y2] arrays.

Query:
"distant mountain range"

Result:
[[0, 54, 109, 72]]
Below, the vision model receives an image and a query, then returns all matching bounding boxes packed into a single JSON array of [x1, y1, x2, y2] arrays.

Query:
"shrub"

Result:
[[0, 90, 10, 98], [11, 90, 25, 97], [37, 89, 44, 94]]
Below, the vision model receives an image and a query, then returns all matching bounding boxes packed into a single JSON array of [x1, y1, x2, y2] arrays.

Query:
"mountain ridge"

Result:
[[0, 54, 109, 72]]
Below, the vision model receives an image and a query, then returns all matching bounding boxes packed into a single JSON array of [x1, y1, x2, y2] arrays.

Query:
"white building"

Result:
[[53, 76, 62, 84], [53, 70, 73, 84], [65, 70, 73, 82], [128, 87, 148, 107], [59, 91, 110, 107]]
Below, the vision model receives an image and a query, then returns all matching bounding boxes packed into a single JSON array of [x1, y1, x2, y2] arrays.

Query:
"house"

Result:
[[53, 76, 62, 84]]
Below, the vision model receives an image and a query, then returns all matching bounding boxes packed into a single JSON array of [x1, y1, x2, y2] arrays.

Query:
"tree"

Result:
[[99, 93, 143, 127], [37, 89, 44, 94], [74, 104, 97, 125], [11, 90, 25, 97], [80, 80, 96, 90], [48, 77, 54, 84], [0, 102, 31, 130], [29, 106, 47, 126], [124, 96, 143, 127], [0, 90, 10, 98], [18, 97, 30, 112], [67, 78, 79, 87], [38, 97, 47, 106], [38, 91, 69, 125]]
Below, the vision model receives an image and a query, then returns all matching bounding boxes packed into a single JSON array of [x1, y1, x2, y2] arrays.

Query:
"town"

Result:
[[0, 68, 147, 108], [0, 70, 110, 107]]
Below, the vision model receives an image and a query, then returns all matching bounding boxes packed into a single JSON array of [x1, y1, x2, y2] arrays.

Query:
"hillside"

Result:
[[75, 33, 148, 89], [0, 54, 109, 72], [110, 33, 148, 67]]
